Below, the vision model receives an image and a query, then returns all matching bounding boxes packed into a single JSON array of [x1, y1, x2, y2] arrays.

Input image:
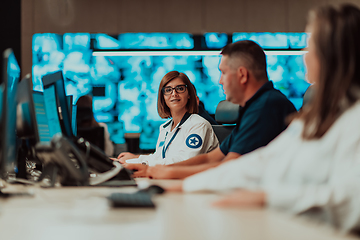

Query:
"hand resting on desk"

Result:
[[111, 152, 140, 164], [146, 165, 175, 179], [123, 163, 148, 178]]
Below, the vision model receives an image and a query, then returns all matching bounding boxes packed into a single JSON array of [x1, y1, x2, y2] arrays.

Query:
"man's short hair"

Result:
[[221, 40, 268, 81]]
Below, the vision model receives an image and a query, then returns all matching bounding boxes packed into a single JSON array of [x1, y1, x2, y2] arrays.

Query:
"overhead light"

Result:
[[92, 50, 307, 57]]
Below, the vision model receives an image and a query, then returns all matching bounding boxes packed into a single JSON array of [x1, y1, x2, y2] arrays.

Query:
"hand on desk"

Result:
[[212, 190, 266, 208], [147, 165, 174, 179], [122, 163, 174, 179], [123, 163, 148, 178], [111, 152, 139, 164]]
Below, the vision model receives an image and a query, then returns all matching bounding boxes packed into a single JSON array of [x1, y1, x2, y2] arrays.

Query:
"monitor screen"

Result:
[[72, 104, 77, 136], [16, 74, 40, 143], [42, 71, 73, 139], [33, 91, 58, 144], [0, 49, 21, 179]]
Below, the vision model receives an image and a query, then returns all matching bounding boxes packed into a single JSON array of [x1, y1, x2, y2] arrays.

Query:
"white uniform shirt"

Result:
[[183, 101, 360, 233], [127, 114, 218, 166]]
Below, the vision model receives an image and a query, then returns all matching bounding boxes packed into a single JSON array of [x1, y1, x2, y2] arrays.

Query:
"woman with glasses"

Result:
[[115, 71, 218, 167]]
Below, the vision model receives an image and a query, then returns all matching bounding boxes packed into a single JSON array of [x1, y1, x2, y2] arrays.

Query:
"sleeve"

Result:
[[148, 122, 217, 166], [266, 176, 360, 233], [265, 137, 360, 233], [219, 128, 235, 155], [223, 103, 292, 156], [125, 125, 165, 164], [183, 123, 298, 192], [183, 149, 266, 192]]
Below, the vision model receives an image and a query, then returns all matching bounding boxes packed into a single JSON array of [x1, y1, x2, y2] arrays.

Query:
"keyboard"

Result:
[[108, 192, 155, 208]]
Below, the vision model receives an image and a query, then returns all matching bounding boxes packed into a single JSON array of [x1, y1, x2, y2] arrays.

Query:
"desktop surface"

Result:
[[0, 179, 357, 240]]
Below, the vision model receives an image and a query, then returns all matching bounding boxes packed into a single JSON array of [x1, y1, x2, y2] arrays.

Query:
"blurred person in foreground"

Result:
[[167, 4, 360, 234]]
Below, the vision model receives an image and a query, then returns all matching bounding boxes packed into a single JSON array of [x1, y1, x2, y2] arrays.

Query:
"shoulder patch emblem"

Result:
[[186, 134, 203, 149]]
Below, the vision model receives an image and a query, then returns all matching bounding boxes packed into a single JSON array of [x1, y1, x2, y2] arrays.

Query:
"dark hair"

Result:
[[76, 95, 99, 128], [157, 71, 198, 118], [300, 4, 360, 139], [220, 40, 268, 81]]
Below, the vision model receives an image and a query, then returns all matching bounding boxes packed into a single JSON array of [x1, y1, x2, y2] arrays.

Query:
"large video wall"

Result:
[[32, 32, 310, 149]]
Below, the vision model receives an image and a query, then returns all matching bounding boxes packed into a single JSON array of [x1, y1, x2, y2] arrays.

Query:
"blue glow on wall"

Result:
[[32, 32, 309, 150], [118, 33, 194, 49], [233, 32, 307, 49]]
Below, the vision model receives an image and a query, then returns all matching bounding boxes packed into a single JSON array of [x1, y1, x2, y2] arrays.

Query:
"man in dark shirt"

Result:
[[220, 80, 296, 156], [124, 40, 296, 179]]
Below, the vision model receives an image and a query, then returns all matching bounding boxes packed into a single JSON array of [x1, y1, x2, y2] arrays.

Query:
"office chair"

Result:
[[212, 100, 240, 144], [77, 126, 105, 151]]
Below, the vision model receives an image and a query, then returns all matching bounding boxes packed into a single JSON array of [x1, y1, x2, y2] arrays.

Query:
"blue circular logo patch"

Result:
[[186, 134, 203, 149]]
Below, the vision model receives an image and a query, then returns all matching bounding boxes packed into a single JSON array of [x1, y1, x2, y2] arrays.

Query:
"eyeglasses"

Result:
[[162, 84, 187, 95]]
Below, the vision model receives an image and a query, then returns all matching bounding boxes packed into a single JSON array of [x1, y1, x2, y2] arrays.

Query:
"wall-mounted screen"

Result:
[[32, 32, 310, 150]]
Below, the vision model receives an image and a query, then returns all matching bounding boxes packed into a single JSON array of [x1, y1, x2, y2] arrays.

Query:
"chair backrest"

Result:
[[212, 100, 240, 144], [212, 125, 235, 144], [215, 100, 240, 124]]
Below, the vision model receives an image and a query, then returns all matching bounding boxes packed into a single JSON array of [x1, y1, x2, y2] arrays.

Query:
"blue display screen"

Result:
[[1, 49, 21, 175], [43, 85, 62, 140], [33, 92, 53, 143], [32, 33, 310, 150]]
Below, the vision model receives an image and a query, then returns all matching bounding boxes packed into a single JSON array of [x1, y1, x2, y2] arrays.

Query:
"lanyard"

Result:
[[162, 129, 180, 159], [161, 112, 191, 159]]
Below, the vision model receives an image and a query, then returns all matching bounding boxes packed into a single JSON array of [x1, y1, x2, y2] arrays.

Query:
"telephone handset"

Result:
[[36, 134, 134, 187], [74, 137, 134, 184], [36, 134, 89, 186]]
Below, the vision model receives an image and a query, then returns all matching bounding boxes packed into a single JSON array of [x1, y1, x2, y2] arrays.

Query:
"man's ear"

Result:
[[237, 66, 249, 84]]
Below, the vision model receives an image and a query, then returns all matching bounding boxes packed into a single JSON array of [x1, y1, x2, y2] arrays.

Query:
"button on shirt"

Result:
[[220, 81, 297, 156]]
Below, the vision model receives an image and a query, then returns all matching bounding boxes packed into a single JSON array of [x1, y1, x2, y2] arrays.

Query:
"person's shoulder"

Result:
[[339, 100, 360, 122], [186, 114, 212, 128], [160, 119, 172, 129], [264, 88, 296, 110]]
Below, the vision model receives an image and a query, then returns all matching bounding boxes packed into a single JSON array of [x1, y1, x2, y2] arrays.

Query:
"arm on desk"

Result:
[[112, 152, 140, 164], [147, 162, 221, 179], [148, 151, 240, 179], [169, 147, 225, 166], [122, 163, 147, 178]]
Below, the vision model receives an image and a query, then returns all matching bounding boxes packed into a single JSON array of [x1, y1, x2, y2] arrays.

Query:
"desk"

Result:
[[0, 179, 357, 240]]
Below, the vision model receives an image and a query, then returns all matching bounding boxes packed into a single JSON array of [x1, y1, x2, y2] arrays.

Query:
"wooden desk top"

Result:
[[0, 179, 357, 240]]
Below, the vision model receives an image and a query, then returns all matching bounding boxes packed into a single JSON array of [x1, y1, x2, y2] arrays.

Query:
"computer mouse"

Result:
[[137, 185, 165, 195]]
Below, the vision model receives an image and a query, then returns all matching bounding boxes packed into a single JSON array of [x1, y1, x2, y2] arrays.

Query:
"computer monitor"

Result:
[[67, 95, 73, 119], [16, 74, 40, 142], [42, 71, 73, 138], [66, 95, 77, 136], [0, 49, 21, 179], [33, 91, 62, 144]]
